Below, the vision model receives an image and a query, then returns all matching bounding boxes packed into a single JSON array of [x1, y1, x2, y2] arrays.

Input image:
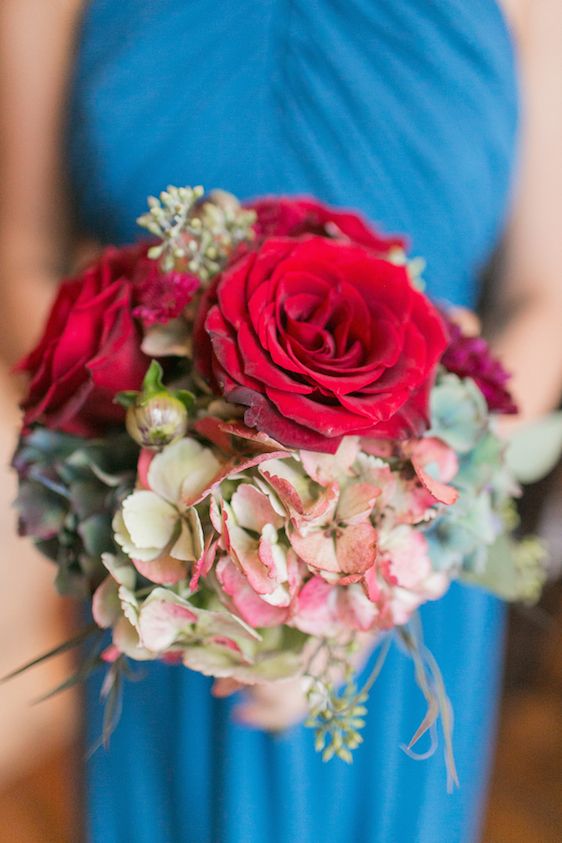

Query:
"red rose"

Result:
[[247, 196, 407, 254], [200, 236, 448, 451], [19, 246, 149, 436]]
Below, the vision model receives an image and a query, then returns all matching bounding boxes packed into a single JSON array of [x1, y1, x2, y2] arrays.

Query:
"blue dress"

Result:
[[68, 2, 519, 841]]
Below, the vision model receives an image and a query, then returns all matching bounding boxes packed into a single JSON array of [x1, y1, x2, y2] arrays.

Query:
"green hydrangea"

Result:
[[428, 372, 488, 453], [13, 430, 138, 596]]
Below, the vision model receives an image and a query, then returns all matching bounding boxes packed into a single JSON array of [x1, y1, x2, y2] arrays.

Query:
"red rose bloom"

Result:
[[200, 236, 448, 451], [19, 246, 150, 436], [247, 196, 406, 254]]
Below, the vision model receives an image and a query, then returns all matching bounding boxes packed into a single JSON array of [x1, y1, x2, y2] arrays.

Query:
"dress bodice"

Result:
[[69, 0, 518, 307]]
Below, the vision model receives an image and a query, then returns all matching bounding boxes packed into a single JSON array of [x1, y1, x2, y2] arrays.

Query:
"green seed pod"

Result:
[[126, 394, 188, 449]]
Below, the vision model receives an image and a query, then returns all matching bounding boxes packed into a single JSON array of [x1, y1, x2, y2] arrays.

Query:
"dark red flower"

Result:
[[247, 196, 406, 254], [198, 236, 448, 452], [18, 246, 150, 436], [441, 315, 518, 415]]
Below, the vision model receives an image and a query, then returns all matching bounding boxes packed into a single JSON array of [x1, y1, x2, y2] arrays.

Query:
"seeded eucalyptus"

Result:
[[304, 637, 392, 764], [137, 184, 256, 281]]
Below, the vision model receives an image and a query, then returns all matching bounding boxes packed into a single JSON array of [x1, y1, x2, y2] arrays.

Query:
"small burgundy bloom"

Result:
[[132, 257, 199, 327], [441, 315, 517, 415], [198, 236, 448, 451]]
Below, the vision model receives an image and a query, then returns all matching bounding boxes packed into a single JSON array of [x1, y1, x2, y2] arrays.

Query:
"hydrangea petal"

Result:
[[231, 483, 284, 532], [121, 491, 178, 555], [132, 553, 189, 585], [334, 522, 378, 575], [336, 482, 380, 523], [138, 590, 198, 651], [216, 557, 290, 627], [148, 438, 221, 505], [92, 576, 121, 629]]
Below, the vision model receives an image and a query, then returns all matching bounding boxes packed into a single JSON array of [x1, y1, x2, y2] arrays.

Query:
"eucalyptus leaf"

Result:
[[462, 530, 546, 603], [506, 412, 562, 484]]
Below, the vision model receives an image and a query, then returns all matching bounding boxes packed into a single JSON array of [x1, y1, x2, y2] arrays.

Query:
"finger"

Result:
[[211, 677, 245, 698], [233, 701, 305, 732], [233, 691, 309, 731], [448, 306, 481, 337]]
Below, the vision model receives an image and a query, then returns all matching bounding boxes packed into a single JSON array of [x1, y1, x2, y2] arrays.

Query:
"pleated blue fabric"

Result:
[[67, 2, 519, 840]]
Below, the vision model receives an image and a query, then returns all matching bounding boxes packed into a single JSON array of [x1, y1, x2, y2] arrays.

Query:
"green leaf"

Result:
[[114, 390, 140, 408], [54, 563, 91, 599], [78, 513, 114, 557], [32, 637, 105, 704], [70, 479, 108, 520], [174, 389, 196, 413], [143, 360, 166, 396], [1, 624, 99, 682], [101, 660, 124, 749], [15, 483, 68, 540], [506, 411, 562, 484], [462, 530, 546, 603]]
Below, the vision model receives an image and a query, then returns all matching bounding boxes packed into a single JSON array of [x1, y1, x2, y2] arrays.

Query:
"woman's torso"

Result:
[[70, 4, 519, 842], [69, 0, 518, 306]]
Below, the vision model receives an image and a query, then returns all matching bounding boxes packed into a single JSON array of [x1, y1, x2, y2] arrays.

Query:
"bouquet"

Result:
[[11, 186, 546, 784]]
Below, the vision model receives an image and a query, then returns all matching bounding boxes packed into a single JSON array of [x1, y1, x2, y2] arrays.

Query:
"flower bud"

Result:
[[126, 395, 188, 449]]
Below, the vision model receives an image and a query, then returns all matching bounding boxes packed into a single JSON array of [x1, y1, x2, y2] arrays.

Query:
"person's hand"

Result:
[[211, 673, 310, 732], [233, 676, 311, 732], [447, 305, 481, 337], [212, 632, 377, 732]]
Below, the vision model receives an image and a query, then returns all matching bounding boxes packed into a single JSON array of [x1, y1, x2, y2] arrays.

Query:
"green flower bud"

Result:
[[126, 394, 188, 449]]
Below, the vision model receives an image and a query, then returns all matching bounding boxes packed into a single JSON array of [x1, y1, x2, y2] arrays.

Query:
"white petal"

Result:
[[138, 590, 198, 651], [113, 511, 164, 562], [261, 582, 291, 607], [186, 508, 204, 559], [92, 577, 120, 628], [170, 523, 195, 562], [112, 617, 154, 661], [148, 437, 220, 505], [118, 585, 140, 629], [231, 483, 284, 532], [180, 451, 222, 505], [121, 491, 178, 554], [101, 552, 137, 590]]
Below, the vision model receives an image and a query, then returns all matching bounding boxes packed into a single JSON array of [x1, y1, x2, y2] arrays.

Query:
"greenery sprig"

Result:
[[137, 185, 256, 280], [304, 635, 392, 763]]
